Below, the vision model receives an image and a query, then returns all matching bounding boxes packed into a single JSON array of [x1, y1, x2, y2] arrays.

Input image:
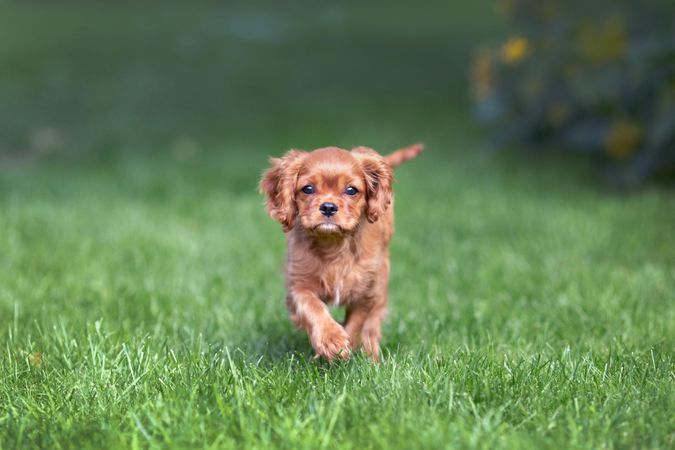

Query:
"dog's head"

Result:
[[260, 146, 393, 235]]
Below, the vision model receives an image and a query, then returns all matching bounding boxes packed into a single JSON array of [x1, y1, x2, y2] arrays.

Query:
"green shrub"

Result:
[[471, 0, 675, 186]]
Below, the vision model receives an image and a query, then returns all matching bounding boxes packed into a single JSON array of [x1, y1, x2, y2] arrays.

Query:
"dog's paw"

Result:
[[312, 324, 351, 362]]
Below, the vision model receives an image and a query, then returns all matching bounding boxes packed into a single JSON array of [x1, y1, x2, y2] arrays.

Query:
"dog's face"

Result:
[[260, 146, 393, 235], [295, 148, 367, 235]]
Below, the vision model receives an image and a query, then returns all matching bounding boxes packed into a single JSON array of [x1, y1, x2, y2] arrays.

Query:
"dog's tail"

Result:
[[385, 143, 424, 168]]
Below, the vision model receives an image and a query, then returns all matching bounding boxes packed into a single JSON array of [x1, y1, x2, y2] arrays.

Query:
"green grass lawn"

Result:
[[1, 2, 674, 449]]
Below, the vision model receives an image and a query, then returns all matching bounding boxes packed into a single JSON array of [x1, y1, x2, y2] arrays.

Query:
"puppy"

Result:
[[260, 144, 423, 361]]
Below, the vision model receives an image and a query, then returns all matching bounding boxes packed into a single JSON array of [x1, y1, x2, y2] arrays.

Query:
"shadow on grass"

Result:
[[231, 317, 314, 363], [227, 313, 398, 365]]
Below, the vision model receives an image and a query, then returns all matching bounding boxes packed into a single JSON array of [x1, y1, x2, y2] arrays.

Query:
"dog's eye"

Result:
[[345, 186, 358, 196], [301, 185, 315, 194]]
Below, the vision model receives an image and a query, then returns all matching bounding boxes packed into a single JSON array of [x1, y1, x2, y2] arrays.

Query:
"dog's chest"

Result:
[[317, 258, 372, 306]]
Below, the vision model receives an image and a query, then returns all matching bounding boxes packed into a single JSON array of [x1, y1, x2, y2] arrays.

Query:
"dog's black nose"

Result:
[[319, 202, 338, 217]]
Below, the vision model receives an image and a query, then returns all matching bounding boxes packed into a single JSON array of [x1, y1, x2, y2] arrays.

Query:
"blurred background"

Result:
[[2, 4, 674, 447], [1, 1, 485, 170], [0, 0, 673, 186]]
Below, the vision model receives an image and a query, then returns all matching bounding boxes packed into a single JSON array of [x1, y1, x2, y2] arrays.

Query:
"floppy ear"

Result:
[[352, 147, 393, 223], [259, 150, 306, 232]]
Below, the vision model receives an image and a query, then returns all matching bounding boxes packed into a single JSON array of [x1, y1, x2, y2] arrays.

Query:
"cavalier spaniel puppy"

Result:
[[260, 144, 423, 361]]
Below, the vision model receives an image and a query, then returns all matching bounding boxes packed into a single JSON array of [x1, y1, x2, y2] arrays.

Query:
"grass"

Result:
[[1, 2, 674, 449]]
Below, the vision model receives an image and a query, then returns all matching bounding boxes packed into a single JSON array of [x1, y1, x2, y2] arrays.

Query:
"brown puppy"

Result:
[[260, 144, 422, 361]]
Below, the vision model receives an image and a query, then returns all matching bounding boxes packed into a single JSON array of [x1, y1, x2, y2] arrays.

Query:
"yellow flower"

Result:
[[577, 14, 627, 65], [501, 36, 530, 65], [604, 119, 643, 160]]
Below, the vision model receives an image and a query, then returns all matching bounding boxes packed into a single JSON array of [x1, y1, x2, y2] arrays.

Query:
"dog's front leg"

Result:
[[289, 288, 351, 361]]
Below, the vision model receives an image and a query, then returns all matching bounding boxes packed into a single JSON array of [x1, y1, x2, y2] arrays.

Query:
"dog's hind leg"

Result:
[[360, 303, 387, 362], [344, 306, 369, 350], [359, 257, 390, 362]]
